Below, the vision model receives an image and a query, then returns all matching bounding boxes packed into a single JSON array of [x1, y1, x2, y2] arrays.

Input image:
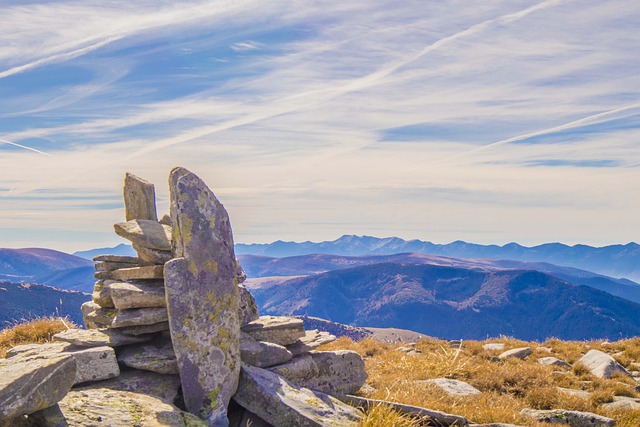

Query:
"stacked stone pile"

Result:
[[0, 168, 368, 427]]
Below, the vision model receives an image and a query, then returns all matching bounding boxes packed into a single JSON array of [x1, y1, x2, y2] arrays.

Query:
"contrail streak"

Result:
[[0, 138, 53, 157]]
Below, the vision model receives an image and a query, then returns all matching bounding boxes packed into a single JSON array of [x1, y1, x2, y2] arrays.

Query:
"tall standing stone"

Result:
[[123, 172, 158, 221], [165, 167, 240, 426]]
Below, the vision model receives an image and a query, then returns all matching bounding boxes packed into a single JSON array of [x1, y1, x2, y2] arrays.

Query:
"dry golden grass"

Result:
[[321, 336, 640, 427], [0, 316, 76, 358]]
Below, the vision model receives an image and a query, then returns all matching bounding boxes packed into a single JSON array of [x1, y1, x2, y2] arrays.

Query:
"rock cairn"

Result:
[[0, 168, 367, 427]]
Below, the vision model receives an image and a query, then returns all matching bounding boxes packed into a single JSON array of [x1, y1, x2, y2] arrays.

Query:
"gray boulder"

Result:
[[117, 340, 178, 374], [0, 354, 76, 423], [240, 332, 293, 368], [499, 347, 532, 360], [109, 280, 166, 309], [521, 408, 615, 427], [538, 356, 570, 367], [5, 342, 119, 384], [242, 315, 305, 346], [234, 364, 362, 427], [123, 172, 158, 221], [114, 219, 172, 251], [269, 350, 367, 396], [165, 167, 241, 425], [40, 388, 206, 427], [576, 349, 631, 379]]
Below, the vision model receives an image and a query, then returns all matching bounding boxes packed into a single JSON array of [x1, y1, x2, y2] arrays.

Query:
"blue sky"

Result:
[[1, 0, 639, 252]]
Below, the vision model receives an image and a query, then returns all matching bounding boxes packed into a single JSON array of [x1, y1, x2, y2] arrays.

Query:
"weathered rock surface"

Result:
[[123, 172, 158, 221], [421, 378, 481, 396], [341, 395, 469, 426], [521, 408, 615, 427], [81, 301, 101, 329], [115, 219, 172, 251], [538, 356, 570, 367], [110, 280, 166, 309], [238, 284, 259, 326], [80, 369, 182, 404], [117, 340, 179, 374], [43, 388, 206, 427], [242, 315, 305, 346], [95, 264, 164, 281], [287, 329, 337, 357], [602, 396, 640, 410], [240, 332, 292, 368], [499, 347, 533, 360], [577, 349, 631, 379], [269, 350, 367, 396], [133, 243, 173, 265], [234, 364, 362, 427], [5, 342, 119, 384], [91, 280, 114, 308], [54, 327, 155, 347], [111, 306, 168, 328], [118, 321, 170, 335], [93, 254, 140, 263], [0, 354, 76, 423], [95, 261, 140, 271], [165, 167, 241, 425]]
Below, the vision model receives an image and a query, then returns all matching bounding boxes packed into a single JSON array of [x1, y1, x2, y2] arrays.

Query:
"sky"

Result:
[[0, 0, 639, 253]]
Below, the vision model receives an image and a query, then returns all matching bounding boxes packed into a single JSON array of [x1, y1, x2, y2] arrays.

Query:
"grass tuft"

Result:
[[0, 316, 77, 358]]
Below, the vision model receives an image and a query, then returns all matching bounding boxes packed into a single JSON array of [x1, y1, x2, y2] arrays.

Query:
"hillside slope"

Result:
[[247, 263, 640, 341], [0, 248, 92, 281]]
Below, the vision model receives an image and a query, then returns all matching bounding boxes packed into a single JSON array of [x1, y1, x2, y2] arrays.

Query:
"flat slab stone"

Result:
[[242, 315, 305, 346], [95, 261, 141, 271], [269, 350, 367, 396], [234, 364, 362, 427], [499, 347, 533, 360], [114, 219, 172, 251], [110, 280, 166, 309], [93, 254, 140, 263], [421, 378, 481, 396], [53, 327, 156, 347], [124, 172, 158, 221], [133, 243, 172, 265], [341, 395, 468, 426], [119, 321, 170, 335], [117, 340, 178, 374], [577, 349, 631, 379], [78, 369, 182, 404], [5, 342, 119, 384], [240, 332, 293, 368], [95, 264, 164, 281], [166, 167, 241, 425], [287, 329, 337, 356], [83, 304, 117, 327], [46, 388, 206, 427], [112, 306, 168, 328], [521, 408, 614, 427], [538, 356, 570, 367], [0, 354, 76, 422]]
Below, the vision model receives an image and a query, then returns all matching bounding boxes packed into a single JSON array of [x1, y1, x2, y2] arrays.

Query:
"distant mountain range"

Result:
[[0, 248, 92, 283], [245, 263, 640, 341], [236, 235, 640, 282], [74, 243, 136, 260], [0, 281, 88, 328]]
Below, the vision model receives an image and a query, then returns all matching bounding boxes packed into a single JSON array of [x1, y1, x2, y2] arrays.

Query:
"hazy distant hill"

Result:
[[239, 253, 640, 303], [35, 266, 96, 293], [0, 248, 92, 282], [236, 235, 640, 282], [246, 263, 640, 341], [74, 243, 136, 260], [0, 281, 88, 327]]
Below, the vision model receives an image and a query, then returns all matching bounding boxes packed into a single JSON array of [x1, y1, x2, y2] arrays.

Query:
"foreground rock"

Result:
[[84, 369, 182, 404], [521, 408, 615, 427], [234, 364, 362, 427], [342, 395, 470, 426], [53, 327, 155, 347], [6, 342, 119, 384], [577, 349, 631, 379], [269, 350, 367, 396], [36, 388, 206, 427], [0, 354, 76, 424], [165, 167, 241, 425], [499, 347, 532, 360]]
